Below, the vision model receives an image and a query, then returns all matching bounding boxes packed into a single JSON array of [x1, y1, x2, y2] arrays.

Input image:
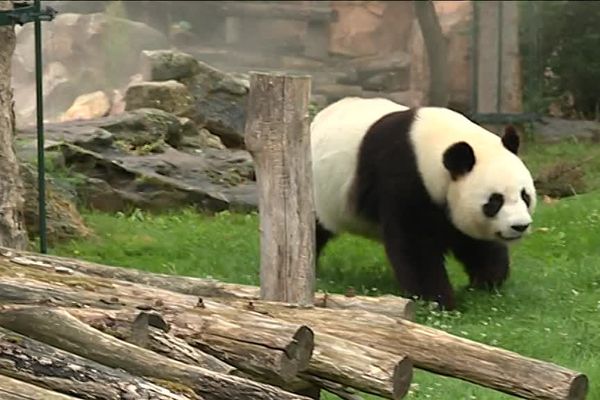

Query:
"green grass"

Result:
[[48, 139, 600, 400]]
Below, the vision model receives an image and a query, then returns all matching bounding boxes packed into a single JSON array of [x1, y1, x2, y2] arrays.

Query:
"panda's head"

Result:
[[443, 126, 537, 244]]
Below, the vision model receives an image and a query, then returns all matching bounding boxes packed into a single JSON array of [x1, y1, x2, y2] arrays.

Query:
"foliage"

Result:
[[49, 139, 600, 399], [519, 1, 600, 119]]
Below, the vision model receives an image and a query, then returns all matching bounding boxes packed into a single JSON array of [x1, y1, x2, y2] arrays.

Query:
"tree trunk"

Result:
[[0, 1, 27, 249], [413, 0, 449, 107]]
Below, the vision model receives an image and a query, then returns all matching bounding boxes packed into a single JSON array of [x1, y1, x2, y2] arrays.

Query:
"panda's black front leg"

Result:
[[450, 235, 510, 290], [381, 218, 456, 310]]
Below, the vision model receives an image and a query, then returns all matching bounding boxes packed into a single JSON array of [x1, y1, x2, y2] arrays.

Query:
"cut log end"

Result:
[[393, 356, 414, 400], [568, 374, 589, 400], [288, 325, 315, 371]]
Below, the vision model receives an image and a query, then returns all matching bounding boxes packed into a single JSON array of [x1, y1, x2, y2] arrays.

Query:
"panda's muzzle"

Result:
[[496, 232, 523, 242]]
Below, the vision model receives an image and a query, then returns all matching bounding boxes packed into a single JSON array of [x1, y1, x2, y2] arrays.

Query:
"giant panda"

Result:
[[310, 97, 537, 310]]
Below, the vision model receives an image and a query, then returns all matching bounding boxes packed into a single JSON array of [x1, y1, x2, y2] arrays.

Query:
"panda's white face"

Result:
[[445, 152, 537, 244]]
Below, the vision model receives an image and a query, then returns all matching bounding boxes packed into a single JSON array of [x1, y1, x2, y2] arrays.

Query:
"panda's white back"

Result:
[[310, 97, 408, 235]]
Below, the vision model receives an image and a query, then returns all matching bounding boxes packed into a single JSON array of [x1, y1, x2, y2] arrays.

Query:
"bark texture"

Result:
[[0, 1, 28, 249]]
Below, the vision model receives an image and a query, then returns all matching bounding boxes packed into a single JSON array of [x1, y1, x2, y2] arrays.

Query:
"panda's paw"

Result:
[[468, 276, 506, 292]]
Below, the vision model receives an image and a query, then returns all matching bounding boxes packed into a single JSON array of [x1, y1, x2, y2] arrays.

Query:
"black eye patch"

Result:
[[521, 189, 531, 207], [483, 193, 504, 218]]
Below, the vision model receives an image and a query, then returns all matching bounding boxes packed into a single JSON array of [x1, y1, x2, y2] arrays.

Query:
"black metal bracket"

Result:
[[0, 1, 57, 27]]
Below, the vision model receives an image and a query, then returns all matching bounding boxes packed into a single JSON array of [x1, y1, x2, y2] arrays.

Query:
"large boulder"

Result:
[[181, 61, 249, 149], [124, 80, 194, 117], [136, 50, 249, 149], [12, 12, 169, 127], [140, 50, 200, 82]]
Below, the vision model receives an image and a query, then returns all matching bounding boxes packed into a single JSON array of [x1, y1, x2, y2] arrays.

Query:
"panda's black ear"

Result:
[[501, 125, 520, 155], [443, 141, 476, 180]]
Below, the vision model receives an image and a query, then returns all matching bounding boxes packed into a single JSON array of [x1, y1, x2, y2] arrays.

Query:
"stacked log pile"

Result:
[[0, 247, 589, 400]]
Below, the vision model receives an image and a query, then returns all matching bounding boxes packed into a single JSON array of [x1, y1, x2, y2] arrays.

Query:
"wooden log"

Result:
[[0, 262, 410, 399], [0, 326, 197, 399], [244, 71, 315, 305], [0, 276, 313, 385], [68, 306, 411, 400], [66, 307, 369, 400], [0, 307, 313, 400], [82, 308, 237, 375], [220, 300, 589, 400], [0, 374, 81, 400], [301, 331, 411, 400], [0, 247, 415, 320]]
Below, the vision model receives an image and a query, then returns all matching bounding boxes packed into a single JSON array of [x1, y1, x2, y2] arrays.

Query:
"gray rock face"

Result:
[[140, 50, 200, 82], [128, 50, 250, 149], [181, 60, 250, 148], [16, 109, 257, 214]]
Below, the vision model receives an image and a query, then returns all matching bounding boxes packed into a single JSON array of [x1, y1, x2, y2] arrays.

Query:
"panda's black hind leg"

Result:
[[316, 220, 335, 262], [450, 235, 510, 290]]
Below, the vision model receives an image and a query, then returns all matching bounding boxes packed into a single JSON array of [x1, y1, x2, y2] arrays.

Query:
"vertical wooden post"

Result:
[[244, 72, 315, 306], [475, 1, 522, 132]]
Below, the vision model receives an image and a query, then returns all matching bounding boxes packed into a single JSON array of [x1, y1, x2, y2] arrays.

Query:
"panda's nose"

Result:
[[511, 223, 530, 233]]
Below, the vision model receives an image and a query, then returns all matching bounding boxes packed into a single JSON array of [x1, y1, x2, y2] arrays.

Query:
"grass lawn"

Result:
[[49, 139, 600, 399]]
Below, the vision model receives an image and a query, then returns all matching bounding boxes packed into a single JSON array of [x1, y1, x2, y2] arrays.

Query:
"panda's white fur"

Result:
[[310, 97, 408, 238], [310, 96, 536, 244]]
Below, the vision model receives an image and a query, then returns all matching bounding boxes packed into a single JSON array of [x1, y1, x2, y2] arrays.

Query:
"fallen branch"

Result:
[[0, 307, 312, 400]]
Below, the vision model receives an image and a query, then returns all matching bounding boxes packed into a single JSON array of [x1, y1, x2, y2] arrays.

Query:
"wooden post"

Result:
[[244, 72, 315, 306], [475, 1, 522, 131]]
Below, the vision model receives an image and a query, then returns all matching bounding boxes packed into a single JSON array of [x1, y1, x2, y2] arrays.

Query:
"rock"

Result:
[[56, 143, 257, 214], [110, 89, 126, 116], [59, 91, 111, 122], [12, 12, 169, 126], [15, 111, 257, 214], [181, 60, 249, 148], [532, 117, 600, 143], [18, 108, 185, 153], [124, 80, 194, 116], [104, 108, 184, 150], [19, 163, 92, 245], [181, 128, 226, 150], [140, 49, 200, 81]]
